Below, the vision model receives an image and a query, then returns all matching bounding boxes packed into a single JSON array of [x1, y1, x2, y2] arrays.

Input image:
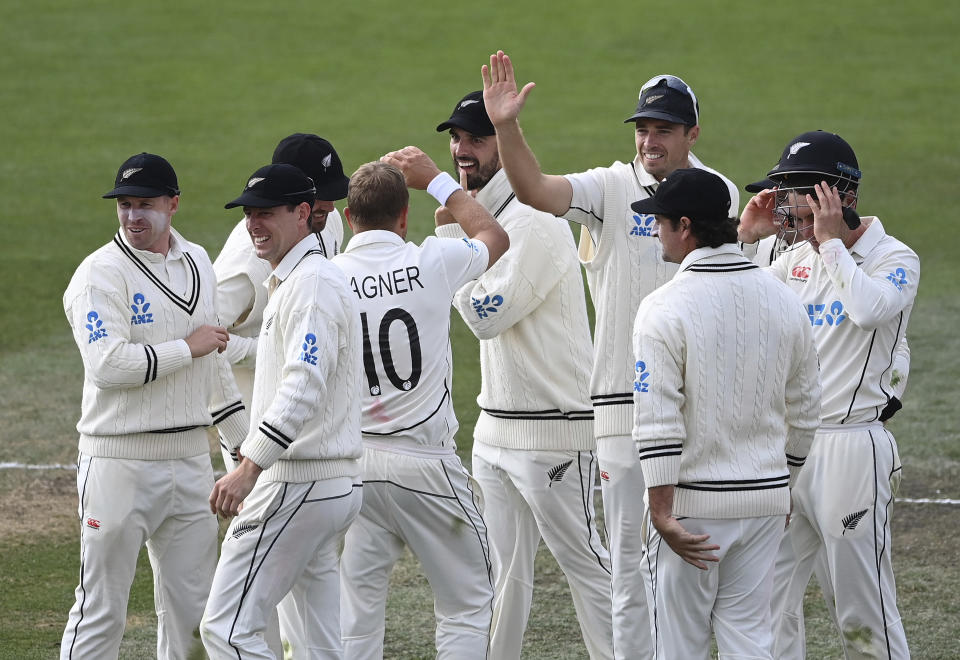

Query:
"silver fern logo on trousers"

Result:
[[841, 509, 869, 535], [547, 460, 573, 487]]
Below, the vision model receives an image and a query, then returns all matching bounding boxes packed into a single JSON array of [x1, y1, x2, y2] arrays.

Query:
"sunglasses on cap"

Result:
[[639, 74, 699, 125]]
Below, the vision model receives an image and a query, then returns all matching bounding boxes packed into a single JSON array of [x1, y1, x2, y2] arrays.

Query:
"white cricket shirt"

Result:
[[333, 230, 488, 450]]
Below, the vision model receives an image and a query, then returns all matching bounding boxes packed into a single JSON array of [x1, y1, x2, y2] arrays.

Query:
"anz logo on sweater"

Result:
[[630, 214, 655, 237], [299, 333, 319, 365], [472, 294, 504, 319], [886, 267, 908, 291], [130, 293, 154, 325], [86, 311, 108, 343], [807, 301, 847, 327], [633, 360, 650, 393]]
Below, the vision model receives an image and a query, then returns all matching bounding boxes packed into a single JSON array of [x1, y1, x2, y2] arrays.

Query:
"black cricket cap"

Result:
[[624, 76, 699, 127], [436, 91, 495, 137], [103, 153, 180, 199], [631, 168, 732, 224], [272, 133, 349, 201], [225, 163, 316, 209], [746, 130, 861, 192]]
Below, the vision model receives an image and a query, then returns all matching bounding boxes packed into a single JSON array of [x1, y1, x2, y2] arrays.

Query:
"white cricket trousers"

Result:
[[644, 514, 784, 659], [472, 442, 613, 660], [61, 453, 217, 660], [596, 435, 654, 660], [340, 446, 493, 659], [772, 424, 910, 659], [201, 477, 362, 660]]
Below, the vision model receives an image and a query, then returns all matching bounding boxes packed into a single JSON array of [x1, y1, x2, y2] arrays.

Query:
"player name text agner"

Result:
[[349, 266, 424, 300]]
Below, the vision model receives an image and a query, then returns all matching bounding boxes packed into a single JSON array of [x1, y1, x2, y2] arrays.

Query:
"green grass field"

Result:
[[2, 0, 958, 657]]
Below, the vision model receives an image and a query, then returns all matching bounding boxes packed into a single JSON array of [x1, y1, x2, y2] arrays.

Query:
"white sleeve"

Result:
[[817, 239, 919, 330]]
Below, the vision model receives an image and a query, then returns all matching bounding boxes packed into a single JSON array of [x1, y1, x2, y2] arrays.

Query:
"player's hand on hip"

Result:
[[738, 188, 779, 244], [381, 146, 441, 190], [209, 458, 262, 517], [481, 50, 536, 127], [653, 516, 721, 570], [185, 325, 229, 357]]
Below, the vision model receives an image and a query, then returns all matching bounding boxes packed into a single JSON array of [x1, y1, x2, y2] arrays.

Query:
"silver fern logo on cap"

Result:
[[121, 168, 143, 180]]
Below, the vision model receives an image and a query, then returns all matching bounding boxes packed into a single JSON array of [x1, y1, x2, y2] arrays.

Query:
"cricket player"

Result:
[[200, 163, 363, 659], [434, 90, 613, 659], [213, 133, 350, 657], [61, 152, 250, 659], [740, 165, 911, 650], [335, 154, 508, 659], [738, 130, 918, 659], [632, 168, 821, 658], [480, 50, 739, 658]]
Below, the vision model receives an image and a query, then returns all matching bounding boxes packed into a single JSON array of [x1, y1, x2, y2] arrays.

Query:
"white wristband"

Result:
[[427, 172, 462, 206]]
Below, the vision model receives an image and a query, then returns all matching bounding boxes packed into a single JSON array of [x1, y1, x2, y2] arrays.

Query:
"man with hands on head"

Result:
[[335, 148, 507, 659], [201, 163, 362, 659], [61, 153, 249, 660], [632, 168, 821, 659], [434, 91, 613, 660], [481, 50, 740, 659], [739, 131, 917, 659]]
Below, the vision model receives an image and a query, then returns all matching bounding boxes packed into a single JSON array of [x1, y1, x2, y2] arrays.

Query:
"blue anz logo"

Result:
[[886, 267, 908, 291], [130, 293, 154, 325], [85, 311, 108, 343], [462, 238, 481, 254], [807, 301, 847, 327], [630, 214, 655, 237], [634, 360, 650, 393], [299, 333, 319, 365], [472, 294, 504, 319]]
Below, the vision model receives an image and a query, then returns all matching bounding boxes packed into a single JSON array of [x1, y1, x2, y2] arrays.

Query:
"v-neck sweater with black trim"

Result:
[[63, 228, 248, 459]]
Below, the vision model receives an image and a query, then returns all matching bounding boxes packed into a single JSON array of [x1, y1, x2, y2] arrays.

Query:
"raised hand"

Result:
[[738, 188, 780, 244], [381, 146, 442, 190], [481, 50, 536, 127]]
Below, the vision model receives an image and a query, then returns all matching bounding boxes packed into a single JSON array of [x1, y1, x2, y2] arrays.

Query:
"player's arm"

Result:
[[879, 335, 910, 422], [784, 309, 821, 486], [383, 146, 509, 267], [215, 271, 259, 365], [239, 292, 339, 473], [481, 49, 574, 217], [65, 277, 224, 390], [809, 183, 920, 328], [450, 212, 561, 340]]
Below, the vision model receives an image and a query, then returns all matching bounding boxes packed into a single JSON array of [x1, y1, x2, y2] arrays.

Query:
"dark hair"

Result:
[[666, 215, 738, 248], [347, 162, 409, 229]]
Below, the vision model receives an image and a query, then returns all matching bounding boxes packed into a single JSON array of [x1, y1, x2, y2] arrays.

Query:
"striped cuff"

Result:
[[149, 339, 192, 382], [240, 421, 292, 471], [637, 440, 682, 488], [213, 402, 249, 450]]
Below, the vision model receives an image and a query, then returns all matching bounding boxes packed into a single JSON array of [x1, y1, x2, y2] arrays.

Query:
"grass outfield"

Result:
[[2, 0, 958, 657]]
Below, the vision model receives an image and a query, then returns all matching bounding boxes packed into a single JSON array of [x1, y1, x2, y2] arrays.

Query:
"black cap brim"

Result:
[[225, 191, 299, 210], [630, 198, 667, 216], [315, 176, 349, 202], [103, 185, 175, 199], [745, 178, 776, 193], [623, 110, 691, 125], [436, 118, 495, 137]]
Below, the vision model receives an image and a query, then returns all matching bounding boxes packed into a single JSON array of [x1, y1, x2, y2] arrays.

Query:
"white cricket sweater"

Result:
[[632, 245, 821, 519], [238, 234, 362, 483], [214, 210, 344, 403], [437, 168, 594, 451], [565, 154, 739, 439], [63, 228, 249, 460], [767, 218, 919, 424]]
